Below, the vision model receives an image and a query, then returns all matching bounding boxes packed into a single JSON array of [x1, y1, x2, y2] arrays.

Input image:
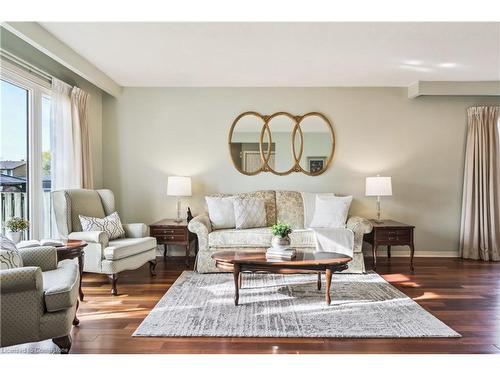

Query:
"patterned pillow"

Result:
[[233, 198, 267, 229], [79, 211, 125, 240], [0, 235, 23, 270]]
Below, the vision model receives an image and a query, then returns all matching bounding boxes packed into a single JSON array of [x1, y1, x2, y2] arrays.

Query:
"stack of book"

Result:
[[266, 247, 296, 260]]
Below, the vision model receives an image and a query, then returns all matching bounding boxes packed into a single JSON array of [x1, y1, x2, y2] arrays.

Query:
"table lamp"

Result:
[[365, 175, 392, 223], [167, 176, 192, 223]]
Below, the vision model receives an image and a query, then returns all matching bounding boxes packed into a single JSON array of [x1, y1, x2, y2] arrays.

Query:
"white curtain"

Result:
[[51, 78, 92, 190]]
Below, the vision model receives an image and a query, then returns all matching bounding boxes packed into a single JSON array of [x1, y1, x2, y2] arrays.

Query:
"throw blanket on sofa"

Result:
[[300, 192, 354, 257]]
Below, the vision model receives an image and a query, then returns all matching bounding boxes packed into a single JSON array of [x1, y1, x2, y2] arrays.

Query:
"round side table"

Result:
[[56, 240, 87, 301]]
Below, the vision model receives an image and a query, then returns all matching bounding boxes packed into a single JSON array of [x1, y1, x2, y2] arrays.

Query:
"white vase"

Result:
[[6, 231, 22, 244], [272, 235, 291, 249]]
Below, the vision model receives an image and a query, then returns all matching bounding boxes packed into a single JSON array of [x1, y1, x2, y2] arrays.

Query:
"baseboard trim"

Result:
[[366, 249, 459, 258]]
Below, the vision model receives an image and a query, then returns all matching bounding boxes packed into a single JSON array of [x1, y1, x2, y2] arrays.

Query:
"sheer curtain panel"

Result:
[[51, 78, 92, 190]]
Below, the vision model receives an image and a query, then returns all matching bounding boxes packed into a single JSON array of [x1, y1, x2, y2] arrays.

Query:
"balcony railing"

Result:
[[1, 191, 54, 238]]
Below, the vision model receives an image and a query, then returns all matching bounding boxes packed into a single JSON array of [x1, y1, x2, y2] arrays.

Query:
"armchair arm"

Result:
[[19, 246, 58, 271], [69, 231, 109, 248], [0, 267, 43, 294], [122, 223, 148, 238], [347, 216, 373, 235], [188, 213, 212, 254]]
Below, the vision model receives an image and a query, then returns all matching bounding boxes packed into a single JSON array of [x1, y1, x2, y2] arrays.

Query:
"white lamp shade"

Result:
[[365, 176, 392, 196], [167, 176, 192, 197]]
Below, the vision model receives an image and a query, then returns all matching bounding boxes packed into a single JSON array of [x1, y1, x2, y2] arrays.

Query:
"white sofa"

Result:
[[188, 190, 372, 273]]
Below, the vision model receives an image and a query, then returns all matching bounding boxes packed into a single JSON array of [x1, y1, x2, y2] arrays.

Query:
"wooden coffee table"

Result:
[[211, 250, 352, 306]]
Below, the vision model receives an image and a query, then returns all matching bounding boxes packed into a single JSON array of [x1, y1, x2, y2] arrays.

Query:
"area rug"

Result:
[[133, 271, 460, 338]]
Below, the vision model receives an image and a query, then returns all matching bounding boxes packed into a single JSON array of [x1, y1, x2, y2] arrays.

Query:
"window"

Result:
[[1, 60, 53, 239]]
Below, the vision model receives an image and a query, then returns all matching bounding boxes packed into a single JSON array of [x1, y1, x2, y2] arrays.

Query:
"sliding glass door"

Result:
[[1, 61, 53, 239], [0, 80, 29, 239]]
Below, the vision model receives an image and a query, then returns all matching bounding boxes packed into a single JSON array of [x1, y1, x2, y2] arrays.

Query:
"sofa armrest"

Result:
[[188, 214, 212, 235], [122, 223, 148, 238], [69, 231, 109, 248], [0, 267, 43, 294], [188, 214, 212, 256], [19, 246, 58, 272], [347, 216, 373, 235]]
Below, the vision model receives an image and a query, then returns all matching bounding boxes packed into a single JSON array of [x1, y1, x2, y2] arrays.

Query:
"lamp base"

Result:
[[173, 218, 184, 224], [373, 219, 385, 224]]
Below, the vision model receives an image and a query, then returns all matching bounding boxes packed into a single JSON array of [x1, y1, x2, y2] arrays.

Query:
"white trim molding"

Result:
[[2, 22, 122, 97], [408, 81, 500, 98], [365, 249, 460, 258]]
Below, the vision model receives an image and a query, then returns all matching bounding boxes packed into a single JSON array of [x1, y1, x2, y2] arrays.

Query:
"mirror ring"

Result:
[[228, 111, 270, 176]]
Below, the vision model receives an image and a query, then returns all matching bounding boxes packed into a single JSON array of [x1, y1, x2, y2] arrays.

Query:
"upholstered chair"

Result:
[[52, 189, 157, 295], [0, 246, 79, 353]]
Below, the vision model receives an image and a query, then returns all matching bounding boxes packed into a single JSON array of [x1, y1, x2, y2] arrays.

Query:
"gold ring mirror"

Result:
[[228, 112, 271, 175], [296, 112, 335, 176], [229, 111, 335, 176], [264, 112, 299, 175]]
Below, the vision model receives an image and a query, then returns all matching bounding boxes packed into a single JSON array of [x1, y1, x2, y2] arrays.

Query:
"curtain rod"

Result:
[[0, 48, 72, 88]]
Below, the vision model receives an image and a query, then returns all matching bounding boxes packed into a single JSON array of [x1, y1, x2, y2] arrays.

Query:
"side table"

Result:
[[363, 219, 415, 271], [56, 239, 87, 301], [149, 219, 197, 266]]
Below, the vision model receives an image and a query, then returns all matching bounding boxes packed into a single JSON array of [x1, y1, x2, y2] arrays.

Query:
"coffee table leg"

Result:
[[78, 252, 84, 301], [317, 272, 322, 291], [325, 268, 332, 305], [233, 264, 240, 306]]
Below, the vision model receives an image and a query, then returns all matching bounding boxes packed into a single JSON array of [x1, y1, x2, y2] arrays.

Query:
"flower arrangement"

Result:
[[271, 222, 292, 238], [4, 217, 29, 232]]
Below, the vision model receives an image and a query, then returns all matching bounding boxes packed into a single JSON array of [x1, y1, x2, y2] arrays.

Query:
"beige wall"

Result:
[[102, 87, 499, 255], [1, 27, 104, 187]]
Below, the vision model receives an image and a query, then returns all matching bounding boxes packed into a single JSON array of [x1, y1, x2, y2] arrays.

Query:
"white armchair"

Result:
[[52, 189, 157, 295]]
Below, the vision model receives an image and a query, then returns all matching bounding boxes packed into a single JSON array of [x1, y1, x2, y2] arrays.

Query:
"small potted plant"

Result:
[[4, 217, 29, 244], [271, 222, 293, 249]]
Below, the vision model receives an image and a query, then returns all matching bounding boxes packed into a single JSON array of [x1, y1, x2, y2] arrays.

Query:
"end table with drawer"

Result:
[[149, 219, 197, 266], [363, 219, 415, 271]]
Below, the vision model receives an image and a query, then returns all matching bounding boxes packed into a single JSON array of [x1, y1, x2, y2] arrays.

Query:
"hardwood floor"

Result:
[[71, 256, 500, 354]]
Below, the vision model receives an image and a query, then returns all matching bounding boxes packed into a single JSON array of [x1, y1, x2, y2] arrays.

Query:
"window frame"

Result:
[[1, 59, 52, 239]]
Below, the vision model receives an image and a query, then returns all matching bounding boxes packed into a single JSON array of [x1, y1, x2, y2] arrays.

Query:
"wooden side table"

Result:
[[56, 240, 87, 301], [149, 219, 197, 266], [363, 219, 415, 271]]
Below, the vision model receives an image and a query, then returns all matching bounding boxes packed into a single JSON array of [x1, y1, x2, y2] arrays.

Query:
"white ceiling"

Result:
[[39, 22, 500, 87]]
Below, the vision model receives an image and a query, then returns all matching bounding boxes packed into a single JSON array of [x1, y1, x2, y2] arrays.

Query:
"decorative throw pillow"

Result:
[[302, 192, 335, 228], [79, 211, 125, 240], [205, 196, 236, 229], [233, 197, 267, 229], [0, 235, 23, 270], [309, 195, 353, 228]]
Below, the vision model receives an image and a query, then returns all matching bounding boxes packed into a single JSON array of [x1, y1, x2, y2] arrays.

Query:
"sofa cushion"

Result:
[[275, 191, 304, 229], [42, 260, 79, 312], [208, 227, 361, 253], [104, 237, 157, 260], [208, 190, 276, 227], [209, 227, 316, 248]]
